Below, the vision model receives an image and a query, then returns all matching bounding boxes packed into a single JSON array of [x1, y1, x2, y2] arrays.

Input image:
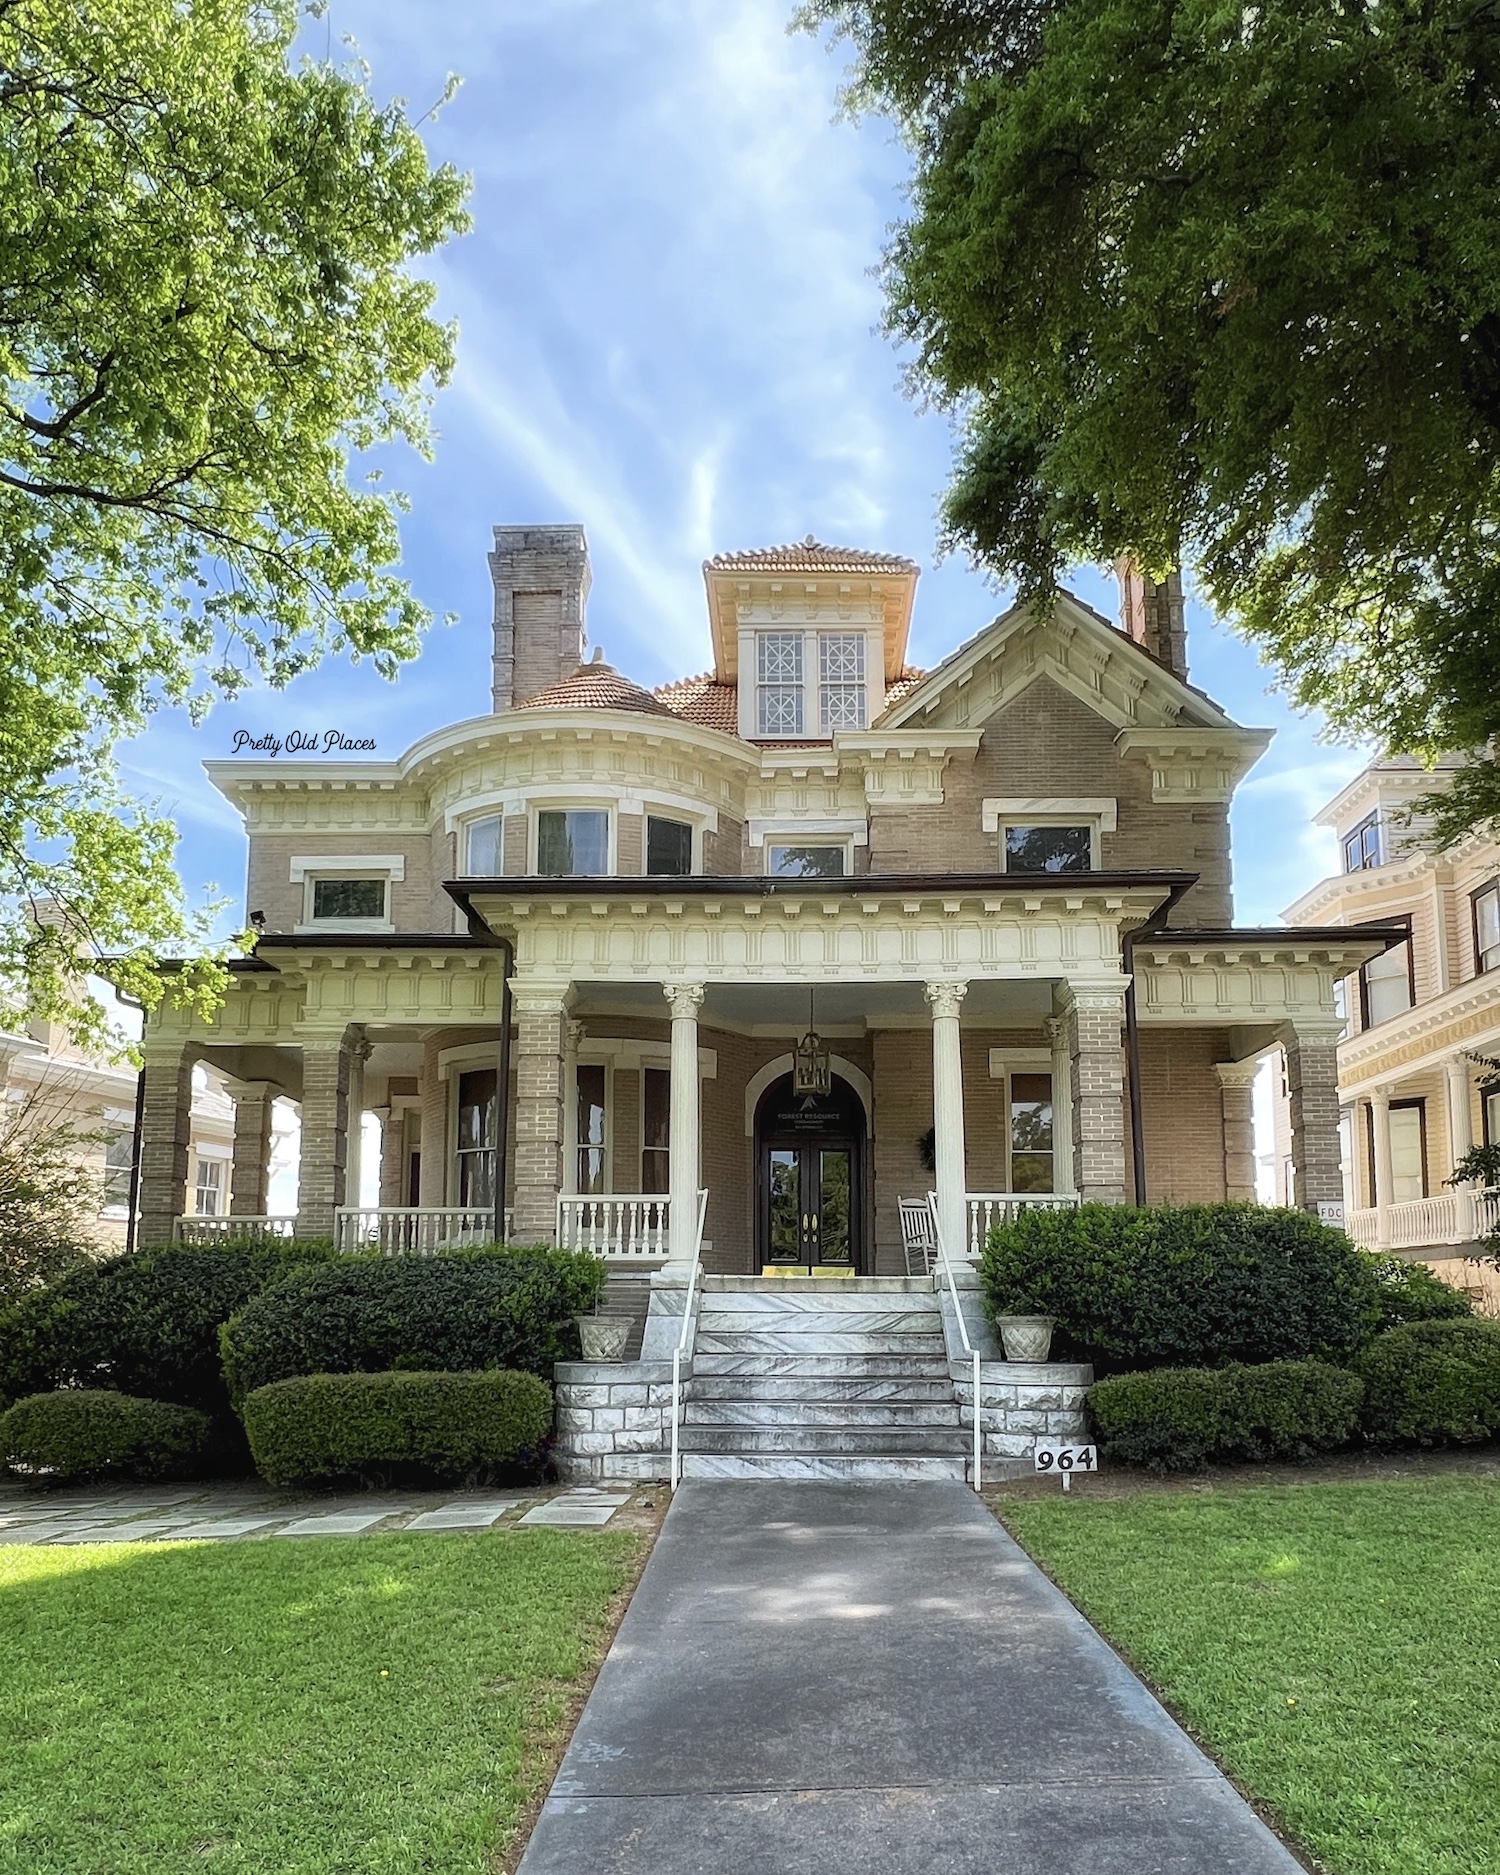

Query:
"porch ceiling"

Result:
[[571, 975, 1055, 1032]]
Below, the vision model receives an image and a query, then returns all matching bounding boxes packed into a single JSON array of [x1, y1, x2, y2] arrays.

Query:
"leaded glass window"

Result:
[[757, 633, 804, 736], [819, 633, 866, 731]]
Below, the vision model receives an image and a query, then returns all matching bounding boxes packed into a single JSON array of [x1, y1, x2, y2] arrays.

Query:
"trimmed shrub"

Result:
[[1351, 1319, 1500, 1446], [0, 1390, 212, 1483], [1087, 1361, 1364, 1472], [0, 1240, 337, 1420], [1363, 1254, 1474, 1331], [982, 1203, 1382, 1373], [241, 1369, 554, 1487], [220, 1247, 605, 1402]]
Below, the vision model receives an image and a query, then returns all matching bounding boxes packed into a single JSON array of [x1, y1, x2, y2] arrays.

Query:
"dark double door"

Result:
[[755, 1074, 865, 1273]]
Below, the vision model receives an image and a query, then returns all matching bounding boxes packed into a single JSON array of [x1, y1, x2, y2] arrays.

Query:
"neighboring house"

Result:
[[1283, 756, 1500, 1311]]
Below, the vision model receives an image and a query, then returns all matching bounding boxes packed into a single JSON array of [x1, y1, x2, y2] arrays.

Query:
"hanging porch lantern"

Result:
[[793, 989, 831, 1098]]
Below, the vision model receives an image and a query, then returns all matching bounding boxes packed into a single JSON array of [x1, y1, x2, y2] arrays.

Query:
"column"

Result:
[[417, 1033, 447, 1207], [1370, 1086, 1393, 1248], [1043, 1014, 1074, 1194], [137, 1044, 196, 1247], [372, 1105, 400, 1208], [560, 1019, 585, 1196], [296, 1028, 358, 1241], [925, 979, 969, 1258], [1282, 1020, 1346, 1215], [1214, 1060, 1259, 1203], [665, 981, 706, 1263], [228, 1080, 277, 1216], [1446, 1055, 1475, 1169], [511, 984, 568, 1244], [1060, 984, 1128, 1204], [344, 1033, 371, 1213]]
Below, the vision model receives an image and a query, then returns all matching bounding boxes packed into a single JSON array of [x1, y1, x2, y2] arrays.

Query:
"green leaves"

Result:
[[0, 0, 469, 1041]]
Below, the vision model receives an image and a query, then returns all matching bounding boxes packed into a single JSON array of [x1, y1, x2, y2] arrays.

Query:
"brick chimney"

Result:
[[489, 525, 591, 711], [1116, 558, 1188, 682]]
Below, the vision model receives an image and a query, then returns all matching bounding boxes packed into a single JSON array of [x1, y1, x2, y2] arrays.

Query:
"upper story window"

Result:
[[1359, 914, 1414, 1027], [767, 843, 847, 879], [820, 634, 866, 731], [1004, 825, 1092, 874], [537, 808, 608, 876], [465, 814, 502, 875], [1473, 879, 1500, 975], [1343, 813, 1382, 872], [755, 631, 869, 738], [646, 815, 693, 877], [311, 877, 387, 921], [757, 633, 804, 735]]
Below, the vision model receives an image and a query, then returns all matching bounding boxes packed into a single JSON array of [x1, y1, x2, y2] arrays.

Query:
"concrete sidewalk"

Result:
[[519, 1480, 1304, 1874]]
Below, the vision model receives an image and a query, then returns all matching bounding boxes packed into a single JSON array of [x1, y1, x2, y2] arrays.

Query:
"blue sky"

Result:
[[118, 0, 1369, 933]]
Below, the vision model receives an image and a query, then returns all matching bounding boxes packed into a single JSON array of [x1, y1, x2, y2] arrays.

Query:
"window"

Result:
[[1485, 1084, 1500, 1148], [455, 1068, 497, 1207], [1343, 814, 1382, 872], [465, 814, 502, 875], [646, 816, 693, 877], [756, 633, 804, 736], [193, 1158, 223, 1217], [537, 809, 608, 877], [819, 633, 866, 731], [766, 844, 846, 879], [1359, 916, 1414, 1027], [1009, 1072, 1054, 1192], [102, 1130, 134, 1212], [1004, 825, 1092, 874], [576, 1064, 607, 1194], [642, 1067, 670, 1194], [1388, 1102, 1427, 1201], [311, 877, 386, 921], [1473, 880, 1500, 975]]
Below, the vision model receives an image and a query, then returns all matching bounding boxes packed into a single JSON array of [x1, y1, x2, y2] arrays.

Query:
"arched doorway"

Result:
[[753, 1072, 867, 1273]]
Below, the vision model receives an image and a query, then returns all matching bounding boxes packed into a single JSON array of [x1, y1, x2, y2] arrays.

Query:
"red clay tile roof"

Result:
[[706, 536, 919, 575], [518, 660, 675, 716], [653, 671, 739, 733]]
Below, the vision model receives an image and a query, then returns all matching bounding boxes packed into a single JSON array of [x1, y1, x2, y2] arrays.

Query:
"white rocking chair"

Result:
[[899, 1197, 939, 1277]]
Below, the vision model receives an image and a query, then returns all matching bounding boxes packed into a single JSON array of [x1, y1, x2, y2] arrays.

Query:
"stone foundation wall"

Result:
[[950, 1361, 1092, 1463], [553, 1359, 676, 1483]]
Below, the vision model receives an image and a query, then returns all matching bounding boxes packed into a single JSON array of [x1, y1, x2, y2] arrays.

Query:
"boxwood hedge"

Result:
[[241, 1369, 555, 1487], [1351, 1318, 1500, 1446], [1086, 1360, 1365, 1472], [0, 1389, 213, 1483]]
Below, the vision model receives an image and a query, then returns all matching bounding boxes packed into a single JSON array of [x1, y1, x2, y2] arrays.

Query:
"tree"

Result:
[[0, 1077, 104, 1312], [0, 0, 469, 1048], [802, 0, 1500, 845]]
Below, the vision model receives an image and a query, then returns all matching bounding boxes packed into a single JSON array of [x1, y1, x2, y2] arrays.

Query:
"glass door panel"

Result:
[[817, 1149, 852, 1264], [767, 1149, 804, 1264]]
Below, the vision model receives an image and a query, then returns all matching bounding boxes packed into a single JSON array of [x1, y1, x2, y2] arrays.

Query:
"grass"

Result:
[[0, 1528, 642, 1875], [998, 1476, 1500, 1875]]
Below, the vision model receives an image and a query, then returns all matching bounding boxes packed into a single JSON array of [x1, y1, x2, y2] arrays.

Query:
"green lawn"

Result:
[[0, 1528, 642, 1875], [999, 1476, 1500, 1875]]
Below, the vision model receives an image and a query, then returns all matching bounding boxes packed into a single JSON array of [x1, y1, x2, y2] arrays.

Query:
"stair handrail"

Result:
[[928, 1191, 982, 1492], [669, 1188, 710, 1491]]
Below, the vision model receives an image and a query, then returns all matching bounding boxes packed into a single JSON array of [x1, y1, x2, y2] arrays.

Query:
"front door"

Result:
[[755, 1073, 865, 1272]]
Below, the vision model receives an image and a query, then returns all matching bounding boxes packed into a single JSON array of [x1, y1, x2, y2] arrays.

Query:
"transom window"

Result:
[[642, 1066, 670, 1193], [537, 808, 608, 876], [1008, 1072, 1054, 1192], [819, 633, 866, 731], [1343, 814, 1382, 872], [576, 1064, 607, 1194], [1359, 916, 1414, 1027], [456, 1068, 498, 1207], [646, 815, 693, 877], [1473, 880, 1500, 975], [1003, 825, 1092, 874], [757, 633, 804, 735], [465, 814, 502, 875], [311, 877, 387, 920], [767, 843, 847, 879]]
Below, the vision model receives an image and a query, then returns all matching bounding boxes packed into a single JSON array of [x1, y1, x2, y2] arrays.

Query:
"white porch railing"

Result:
[[1346, 1189, 1500, 1253], [174, 1215, 296, 1246], [557, 1194, 671, 1260], [334, 1206, 511, 1255], [965, 1192, 1081, 1262]]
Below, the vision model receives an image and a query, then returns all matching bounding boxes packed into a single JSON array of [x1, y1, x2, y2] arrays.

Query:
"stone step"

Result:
[[698, 1287, 940, 1312], [680, 1452, 970, 1481], [704, 1275, 934, 1295], [689, 1374, 958, 1402], [684, 1399, 962, 1428], [677, 1425, 969, 1456], [692, 1353, 953, 1379], [695, 1309, 942, 1337], [695, 1331, 949, 1356]]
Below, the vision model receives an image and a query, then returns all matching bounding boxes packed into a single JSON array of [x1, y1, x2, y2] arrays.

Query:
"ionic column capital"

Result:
[[923, 978, 968, 1022], [663, 981, 706, 1021]]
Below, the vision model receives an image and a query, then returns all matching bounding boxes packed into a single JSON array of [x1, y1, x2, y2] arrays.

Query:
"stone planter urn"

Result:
[[575, 1316, 630, 1362], [996, 1315, 1055, 1363]]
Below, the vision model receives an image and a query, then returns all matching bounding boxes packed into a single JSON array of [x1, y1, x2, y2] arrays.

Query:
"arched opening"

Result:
[[753, 1071, 868, 1273]]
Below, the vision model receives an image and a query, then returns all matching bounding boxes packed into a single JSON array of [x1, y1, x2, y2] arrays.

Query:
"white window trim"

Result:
[[983, 799, 1114, 871], [749, 816, 868, 850], [740, 626, 885, 742], [988, 1048, 1057, 1194], [529, 800, 617, 878], [459, 812, 505, 875], [292, 855, 402, 934], [759, 836, 859, 879]]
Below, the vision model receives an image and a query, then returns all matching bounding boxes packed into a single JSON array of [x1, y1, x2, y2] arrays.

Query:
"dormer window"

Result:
[[819, 634, 866, 730], [757, 634, 804, 735], [1343, 813, 1382, 872], [754, 630, 870, 738]]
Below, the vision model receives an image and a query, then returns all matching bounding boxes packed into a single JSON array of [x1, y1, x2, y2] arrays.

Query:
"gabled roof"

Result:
[[706, 536, 918, 575], [518, 658, 674, 717]]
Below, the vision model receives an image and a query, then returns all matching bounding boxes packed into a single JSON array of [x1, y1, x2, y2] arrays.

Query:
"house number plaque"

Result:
[[1034, 1441, 1097, 1492]]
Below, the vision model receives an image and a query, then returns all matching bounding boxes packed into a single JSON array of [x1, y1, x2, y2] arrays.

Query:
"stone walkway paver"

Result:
[[0, 1482, 638, 1543], [518, 1480, 1306, 1875]]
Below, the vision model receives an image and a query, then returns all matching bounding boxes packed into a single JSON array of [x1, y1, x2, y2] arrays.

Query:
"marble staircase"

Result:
[[678, 1275, 970, 1480]]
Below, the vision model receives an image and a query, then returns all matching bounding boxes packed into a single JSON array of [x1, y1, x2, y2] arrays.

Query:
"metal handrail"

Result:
[[669, 1188, 710, 1491], [929, 1191, 982, 1492]]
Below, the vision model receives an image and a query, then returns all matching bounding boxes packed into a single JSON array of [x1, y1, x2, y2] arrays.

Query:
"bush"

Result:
[[0, 1240, 337, 1420], [982, 1203, 1382, 1373], [1363, 1254, 1474, 1331], [1351, 1319, 1500, 1446], [241, 1369, 555, 1487], [1087, 1360, 1364, 1472], [220, 1246, 605, 1403], [0, 1390, 212, 1482]]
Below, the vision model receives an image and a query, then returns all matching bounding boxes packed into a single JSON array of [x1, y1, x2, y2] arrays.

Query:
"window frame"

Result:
[[530, 803, 614, 878], [1342, 812, 1383, 873], [575, 1060, 610, 1195], [192, 1156, 224, 1217], [1006, 1068, 1056, 1193], [764, 841, 851, 880], [462, 813, 504, 876], [755, 631, 805, 737], [641, 1065, 670, 1195], [453, 1065, 499, 1209], [818, 632, 867, 733], [1357, 914, 1415, 1028], [1000, 824, 1094, 876], [290, 854, 402, 934], [1471, 878, 1500, 976], [645, 814, 695, 878]]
